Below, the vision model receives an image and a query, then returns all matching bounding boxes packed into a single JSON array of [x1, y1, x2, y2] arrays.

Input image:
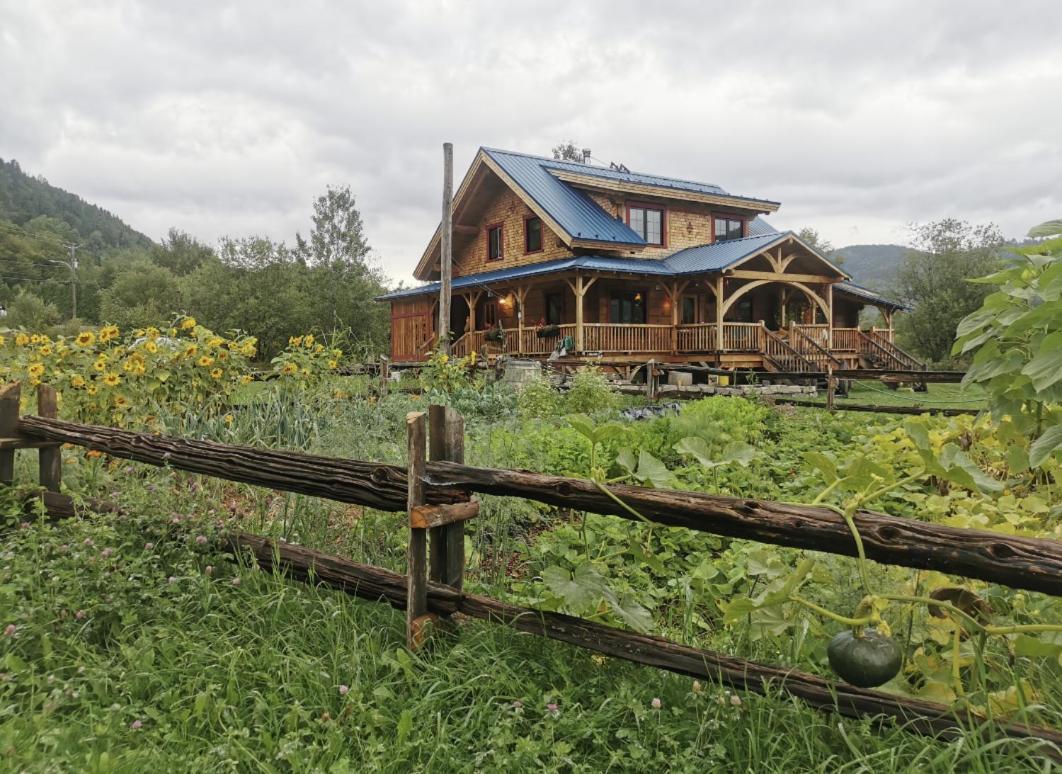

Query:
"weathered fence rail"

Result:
[[2, 381, 1061, 756], [14, 413, 1062, 595]]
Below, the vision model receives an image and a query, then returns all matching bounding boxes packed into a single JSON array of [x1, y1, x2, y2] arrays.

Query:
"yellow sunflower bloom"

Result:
[[87, 384, 98, 396], [0, 335, 5, 347], [27, 362, 45, 378], [209, 367, 223, 379], [99, 325, 120, 343], [75, 331, 95, 347], [102, 372, 121, 387], [239, 374, 253, 384], [114, 395, 129, 408], [303, 335, 315, 347], [70, 374, 86, 388], [280, 363, 297, 375], [208, 336, 224, 347], [39, 345, 52, 356], [144, 340, 158, 353], [180, 317, 197, 330], [289, 336, 303, 347], [15, 333, 29, 347], [183, 344, 198, 358], [30, 334, 41, 345], [328, 360, 338, 369], [197, 355, 215, 367], [223, 414, 234, 425]]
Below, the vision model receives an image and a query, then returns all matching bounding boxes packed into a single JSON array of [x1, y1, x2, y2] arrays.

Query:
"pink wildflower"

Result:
[[75, 610, 86, 621], [100, 548, 114, 558], [730, 694, 742, 707], [651, 697, 662, 710], [546, 702, 559, 715], [3, 624, 15, 637], [83, 538, 94, 547], [338, 684, 350, 696], [143, 542, 154, 550], [168, 576, 178, 584], [130, 719, 142, 730], [231, 577, 241, 587], [204, 565, 214, 576], [195, 535, 208, 545]]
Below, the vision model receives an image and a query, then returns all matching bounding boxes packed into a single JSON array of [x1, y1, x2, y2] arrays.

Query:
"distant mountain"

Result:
[[830, 244, 909, 291], [0, 158, 153, 251]]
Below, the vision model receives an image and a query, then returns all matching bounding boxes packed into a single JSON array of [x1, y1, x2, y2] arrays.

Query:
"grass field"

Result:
[[0, 376, 1057, 772]]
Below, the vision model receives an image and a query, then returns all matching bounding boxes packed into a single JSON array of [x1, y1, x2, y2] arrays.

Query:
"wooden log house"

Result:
[[379, 148, 917, 373]]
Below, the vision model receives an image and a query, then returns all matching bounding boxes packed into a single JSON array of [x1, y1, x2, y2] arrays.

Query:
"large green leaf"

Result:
[[1027, 219, 1062, 238], [1029, 424, 1062, 468], [634, 450, 675, 488], [1020, 331, 1062, 392]]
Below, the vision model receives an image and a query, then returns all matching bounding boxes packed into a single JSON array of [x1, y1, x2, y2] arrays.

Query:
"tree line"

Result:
[[0, 179, 391, 359]]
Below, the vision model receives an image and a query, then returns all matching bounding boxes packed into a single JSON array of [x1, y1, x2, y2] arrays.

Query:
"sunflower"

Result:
[[93, 358, 107, 372], [239, 374, 253, 385], [208, 336, 224, 348], [87, 385, 98, 396], [38, 345, 52, 356], [182, 344, 199, 358], [197, 355, 215, 367], [303, 335, 315, 348], [99, 325, 120, 343], [280, 362, 297, 375], [223, 414, 234, 426], [70, 374, 86, 389], [239, 341, 257, 358], [27, 362, 45, 378], [75, 331, 95, 347], [15, 333, 29, 347], [102, 372, 121, 387], [144, 340, 158, 353], [0, 335, 5, 347], [328, 359, 338, 369], [180, 317, 197, 330], [209, 367, 223, 379], [289, 336, 303, 347], [114, 395, 130, 408]]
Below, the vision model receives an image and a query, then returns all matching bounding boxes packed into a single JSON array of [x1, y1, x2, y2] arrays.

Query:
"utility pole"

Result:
[[438, 143, 453, 355], [57, 242, 80, 320]]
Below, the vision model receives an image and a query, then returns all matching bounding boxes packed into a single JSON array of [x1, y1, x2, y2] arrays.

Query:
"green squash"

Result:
[[827, 628, 902, 688]]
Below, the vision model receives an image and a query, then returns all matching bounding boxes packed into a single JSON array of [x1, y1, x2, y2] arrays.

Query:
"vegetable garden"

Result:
[[0, 242, 1060, 771]]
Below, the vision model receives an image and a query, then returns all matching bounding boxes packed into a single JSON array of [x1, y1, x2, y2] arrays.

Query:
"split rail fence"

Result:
[[1, 381, 1060, 757]]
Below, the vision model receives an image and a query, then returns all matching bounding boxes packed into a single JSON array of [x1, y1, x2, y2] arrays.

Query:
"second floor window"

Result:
[[525, 217, 543, 253], [714, 217, 744, 241], [628, 206, 664, 245], [487, 224, 503, 261]]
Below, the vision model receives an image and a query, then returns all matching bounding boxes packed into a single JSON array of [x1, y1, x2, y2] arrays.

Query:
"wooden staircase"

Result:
[[761, 328, 817, 372], [857, 330, 924, 371], [788, 327, 843, 371]]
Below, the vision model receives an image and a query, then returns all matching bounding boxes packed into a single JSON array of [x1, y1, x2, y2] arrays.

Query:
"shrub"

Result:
[[565, 366, 617, 415], [517, 375, 560, 419]]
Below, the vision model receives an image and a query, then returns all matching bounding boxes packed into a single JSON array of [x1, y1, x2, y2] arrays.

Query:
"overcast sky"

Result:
[[2, 1, 1060, 283]]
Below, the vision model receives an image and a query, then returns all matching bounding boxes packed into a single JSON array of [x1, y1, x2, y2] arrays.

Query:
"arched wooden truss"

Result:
[[720, 279, 830, 321]]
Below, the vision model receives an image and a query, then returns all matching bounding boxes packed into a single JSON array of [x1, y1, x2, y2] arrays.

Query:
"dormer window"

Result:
[[627, 204, 665, 245], [486, 223, 503, 261], [714, 217, 744, 242]]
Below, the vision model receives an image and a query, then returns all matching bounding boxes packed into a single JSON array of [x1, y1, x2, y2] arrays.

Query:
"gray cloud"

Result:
[[2, 0, 1060, 282]]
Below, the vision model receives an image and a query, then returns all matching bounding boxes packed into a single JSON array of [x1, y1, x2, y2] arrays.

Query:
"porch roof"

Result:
[[835, 281, 910, 311]]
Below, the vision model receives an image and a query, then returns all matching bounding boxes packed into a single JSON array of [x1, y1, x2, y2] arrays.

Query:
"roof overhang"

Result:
[[548, 168, 781, 214], [722, 232, 849, 280]]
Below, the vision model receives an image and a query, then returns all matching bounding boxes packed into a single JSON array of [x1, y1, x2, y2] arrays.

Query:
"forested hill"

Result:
[[830, 244, 908, 290], [0, 158, 153, 250]]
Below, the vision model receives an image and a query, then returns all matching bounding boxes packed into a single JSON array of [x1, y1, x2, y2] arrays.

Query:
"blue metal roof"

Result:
[[663, 232, 787, 274], [378, 255, 673, 301], [483, 149, 646, 245], [747, 216, 779, 237], [482, 149, 779, 247], [836, 281, 909, 310]]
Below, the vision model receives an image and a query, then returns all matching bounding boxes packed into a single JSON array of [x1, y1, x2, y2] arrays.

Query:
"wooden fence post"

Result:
[[406, 411, 435, 649], [37, 385, 61, 493], [646, 360, 656, 401], [0, 382, 20, 486], [826, 366, 835, 412], [379, 357, 390, 398], [428, 404, 465, 590]]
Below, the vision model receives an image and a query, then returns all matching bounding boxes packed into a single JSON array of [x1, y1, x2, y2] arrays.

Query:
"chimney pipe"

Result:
[[582, 148, 591, 164]]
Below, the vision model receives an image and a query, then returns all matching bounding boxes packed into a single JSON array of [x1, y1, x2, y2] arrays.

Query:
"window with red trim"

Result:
[[627, 205, 665, 245], [486, 224, 503, 261], [524, 216, 543, 253]]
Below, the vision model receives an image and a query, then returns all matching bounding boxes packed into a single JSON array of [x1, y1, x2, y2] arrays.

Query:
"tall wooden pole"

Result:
[[438, 143, 454, 355]]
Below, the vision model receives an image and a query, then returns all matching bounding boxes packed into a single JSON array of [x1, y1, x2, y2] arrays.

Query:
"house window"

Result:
[[483, 300, 498, 328], [545, 293, 563, 325], [681, 296, 697, 325], [714, 217, 744, 242], [608, 291, 647, 324], [525, 217, 543, 253], [627, 205, 665, 245], [486, 224, 503, 261]]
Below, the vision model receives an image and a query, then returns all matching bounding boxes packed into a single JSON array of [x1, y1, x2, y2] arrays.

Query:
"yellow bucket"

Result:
[[718, 375, 730, 386]]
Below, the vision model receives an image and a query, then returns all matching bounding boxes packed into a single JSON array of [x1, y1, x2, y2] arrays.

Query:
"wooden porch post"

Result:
[[667, 280, 687, 355], [826, 283, 834, 350], [574, 275, 585, 352], [884, 309, 894, 342], [515, 285, 529, 355], [714, 275, 724, 351], [464, 291, 482, 333]]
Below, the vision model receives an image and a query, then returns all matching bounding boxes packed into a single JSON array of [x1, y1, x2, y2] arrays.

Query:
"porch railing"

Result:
[[676, 323, 717, 352], [519, 325, 576, 355], [582, 323, 672, 353], [721, 322, 763, 352], [832, 328, 860, 351], [791, 324, 829, 348]]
